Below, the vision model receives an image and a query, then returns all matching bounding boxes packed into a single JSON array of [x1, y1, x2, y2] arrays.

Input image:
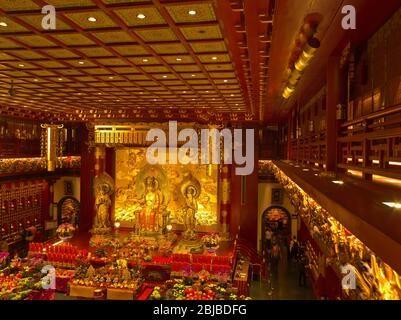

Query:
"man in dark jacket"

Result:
[[297, 248, 308, 287]]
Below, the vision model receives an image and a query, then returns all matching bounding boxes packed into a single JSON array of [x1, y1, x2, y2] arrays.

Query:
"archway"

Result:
[[261, 206, 291, 249], [57, 196, 80, 228]]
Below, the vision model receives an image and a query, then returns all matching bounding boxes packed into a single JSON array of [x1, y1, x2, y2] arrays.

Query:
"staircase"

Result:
[[234, 238, 267, 280]]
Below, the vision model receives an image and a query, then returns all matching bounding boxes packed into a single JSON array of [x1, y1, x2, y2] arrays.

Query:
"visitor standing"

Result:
[[270, 241, 281, 274], [265, 228, 273, 251], [289, 236, 299, 262], [297, 248, 308, 287]]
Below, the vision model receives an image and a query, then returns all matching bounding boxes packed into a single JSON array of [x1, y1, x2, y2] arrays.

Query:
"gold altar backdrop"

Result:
[[114, 148, 219, 228]]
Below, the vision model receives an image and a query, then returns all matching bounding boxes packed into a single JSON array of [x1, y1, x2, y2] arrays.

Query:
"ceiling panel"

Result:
[[0, 0, 252, 122]]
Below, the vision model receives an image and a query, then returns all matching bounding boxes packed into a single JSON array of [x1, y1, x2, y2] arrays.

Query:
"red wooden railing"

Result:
[[234, 238, 266, 279]]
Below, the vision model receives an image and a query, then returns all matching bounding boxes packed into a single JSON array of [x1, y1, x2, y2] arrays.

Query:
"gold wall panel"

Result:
[[115, 148, 219, 227]]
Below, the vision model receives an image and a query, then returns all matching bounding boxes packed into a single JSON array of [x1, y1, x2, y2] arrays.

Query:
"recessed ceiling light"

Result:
[[231, 94, 234, 96], [0, 22, 8, 27], [183, 91, 186, 93], [137, 13, 146, 19], [88, 17, 97, 22], [191, 74, 196, 77], [224, 79, 228, 82], [163, 75, 167, 78], [176, 58, 182, 61], [332, 180, 344, 185], [78, 61, 84, 65], [212, 56, 217, 60], [109, 76, 114, 79], [188, 10, 197, 15], [33, 79, 39, 82], [18, 64, 24, 67], [206, 91, 209, 93], [58, 78, 63, 81], [143, 58, 149, 62]]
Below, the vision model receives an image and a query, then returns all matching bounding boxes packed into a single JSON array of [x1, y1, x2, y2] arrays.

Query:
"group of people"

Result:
[[264, 229, 309, 287]]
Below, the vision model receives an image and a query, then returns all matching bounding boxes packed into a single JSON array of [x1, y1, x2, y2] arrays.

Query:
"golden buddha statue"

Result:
[[181, 175, 201, 240], [137, 176, 163, 234], [92, 173, 114, 234], [96, 186, 111, 228], [183, 186, 198, 240]]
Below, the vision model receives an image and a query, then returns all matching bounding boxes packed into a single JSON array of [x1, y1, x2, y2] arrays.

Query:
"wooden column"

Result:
[[94, 146, 106, 177], [105, 147, 116, 224], [79, 125, 95, 231], [287, 115, 293, 160], [326, 55, 341, 171], [362, 119, 373, 181], [236, 126, 259, 250]]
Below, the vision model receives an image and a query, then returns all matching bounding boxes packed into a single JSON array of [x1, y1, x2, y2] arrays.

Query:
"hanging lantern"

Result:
[[40, 124, 64, 171]]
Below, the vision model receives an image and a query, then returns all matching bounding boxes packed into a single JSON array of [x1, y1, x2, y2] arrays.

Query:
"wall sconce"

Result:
[[282, 37, 321, 99], [336, 104, 346, 120], [308, 120, 314, 132]]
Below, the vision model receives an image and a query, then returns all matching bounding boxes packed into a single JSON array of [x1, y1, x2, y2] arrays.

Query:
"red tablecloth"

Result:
[[25, 290, 55, 300], [136, 286, 154, 300]]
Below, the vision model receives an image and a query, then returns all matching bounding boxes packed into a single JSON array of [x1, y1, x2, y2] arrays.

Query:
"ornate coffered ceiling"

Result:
[[0, 0, 269, 123]]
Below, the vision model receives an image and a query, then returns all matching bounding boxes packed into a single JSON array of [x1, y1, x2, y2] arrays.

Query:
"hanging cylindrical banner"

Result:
[[41, 124, 64, 171]]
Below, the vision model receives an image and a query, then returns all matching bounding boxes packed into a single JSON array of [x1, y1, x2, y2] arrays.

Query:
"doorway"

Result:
[[57, 196, 80, 228], [261, 206, 291, 249]]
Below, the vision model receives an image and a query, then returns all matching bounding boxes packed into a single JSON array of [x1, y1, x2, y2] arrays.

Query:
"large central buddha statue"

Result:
[[137, 176, 163, 234]]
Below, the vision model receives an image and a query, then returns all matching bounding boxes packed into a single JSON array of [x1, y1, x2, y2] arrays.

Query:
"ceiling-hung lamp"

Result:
[[294, 37, 320, 72], [40, 124, 64, 171], [283, 86, 295, 99], [282, 37, 320, 99], [288, 68, 302, 87]]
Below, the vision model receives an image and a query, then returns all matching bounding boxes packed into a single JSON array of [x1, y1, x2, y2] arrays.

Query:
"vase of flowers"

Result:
[[56, 223, 75, 240]]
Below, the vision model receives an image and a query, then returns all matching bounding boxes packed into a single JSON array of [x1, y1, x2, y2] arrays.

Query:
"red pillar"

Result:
[[79, 125, 95, 231], [231, 126, 259, 250], [105, 147, 115, 224]]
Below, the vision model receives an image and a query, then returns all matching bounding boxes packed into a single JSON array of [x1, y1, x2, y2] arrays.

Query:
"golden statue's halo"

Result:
[[181, 174, 201, 199], [94, 172, 114, 195], [135, 164, 169, 202]]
